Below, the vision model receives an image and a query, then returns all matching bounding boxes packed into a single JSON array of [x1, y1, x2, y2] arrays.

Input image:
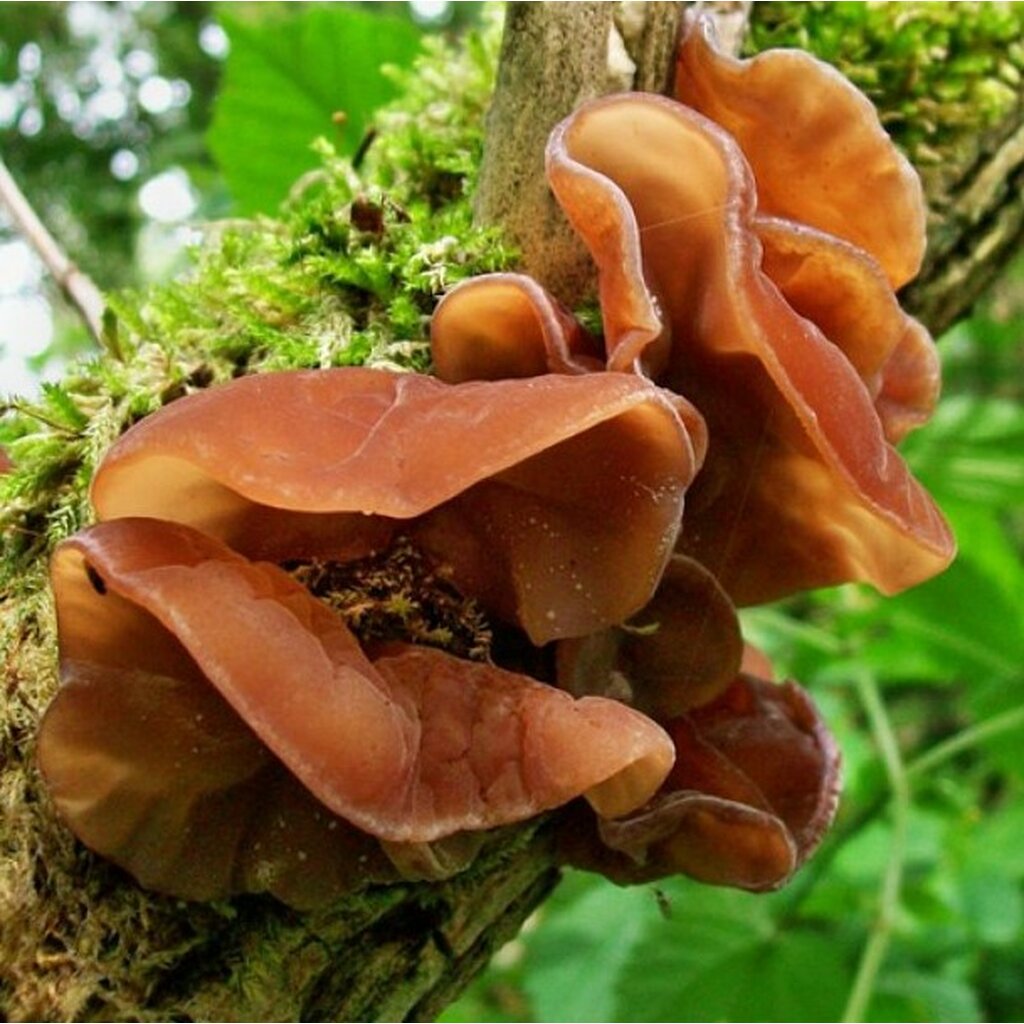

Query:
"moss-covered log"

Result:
[[2, 4, 1023, 1021]]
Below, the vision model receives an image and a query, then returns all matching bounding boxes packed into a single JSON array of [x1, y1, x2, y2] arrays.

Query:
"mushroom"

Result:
[[89, 366, 706, 643], [431, 272, 603, 381], [559, 672, 841, 892], [39, 516, 676, 905], [555, 554, 743, 717], [545, 93, 954, 605], [674, 11, 927, 289]]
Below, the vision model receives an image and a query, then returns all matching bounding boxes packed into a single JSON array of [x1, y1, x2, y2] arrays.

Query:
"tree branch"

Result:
[[0, 156, 105, 344], [474, 1, 685, 304]]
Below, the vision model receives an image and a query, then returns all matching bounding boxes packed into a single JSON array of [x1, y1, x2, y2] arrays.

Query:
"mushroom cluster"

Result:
[[38, 17, 953, 908]]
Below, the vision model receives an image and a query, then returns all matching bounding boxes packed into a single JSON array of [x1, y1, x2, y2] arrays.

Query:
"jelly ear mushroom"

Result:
[[431, 272, 603, 381], [675, 12, 927, 289], [560, 674, 841, 892], [39, 518, 675, 903], [556, 555, 743, 718], [546, 93, 954, 605], [89, 367, 705, 643], [39, 525, 399, 907], [755, 217, 940, 444]]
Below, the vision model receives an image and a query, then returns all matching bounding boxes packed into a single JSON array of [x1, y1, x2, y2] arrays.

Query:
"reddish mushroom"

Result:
[[39, 516, 678, 905], [90, 367, 705, 643], [560, 672, 841, 892], [38, 366, 710, 904], [674, 12, 926, 289], [552, 558, 839, 891], [545, 93, 953, 604]]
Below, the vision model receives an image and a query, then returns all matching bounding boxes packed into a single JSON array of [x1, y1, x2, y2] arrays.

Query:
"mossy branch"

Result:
[[2, 4, 1024, 1023]]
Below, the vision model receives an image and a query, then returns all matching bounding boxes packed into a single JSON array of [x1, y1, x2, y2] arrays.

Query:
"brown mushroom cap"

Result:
[[547, 94, 954, 605], [39, 517, 675, 902], [431, 272, 603, 381], [90, 367, 704, 642], [756, 216, 940, 443], [675, 12, 926, 289], [559, 673, 841, 892]]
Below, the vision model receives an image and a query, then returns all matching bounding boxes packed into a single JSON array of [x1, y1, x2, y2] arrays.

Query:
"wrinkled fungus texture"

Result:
[[39, 369, 700, 904], [40, 17, 953, 905]]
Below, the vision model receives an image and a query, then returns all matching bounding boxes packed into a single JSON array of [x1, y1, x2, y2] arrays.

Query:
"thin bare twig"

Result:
[[0, 155, 105, 343]]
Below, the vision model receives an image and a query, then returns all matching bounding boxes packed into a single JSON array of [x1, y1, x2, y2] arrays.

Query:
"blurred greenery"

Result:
[[3, 3, 1023, 1022]]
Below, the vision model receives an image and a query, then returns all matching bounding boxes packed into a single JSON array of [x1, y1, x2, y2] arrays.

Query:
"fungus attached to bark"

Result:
[[560, 672, 841, 892], [431, 272, 603, 381], [39, 517, 676, 905], [674, 12, 927, 289]]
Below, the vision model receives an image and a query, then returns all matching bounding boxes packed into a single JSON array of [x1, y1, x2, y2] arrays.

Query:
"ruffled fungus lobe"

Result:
[[561, 673, 841, 892], [556, 554, 743, 717], [431, 272, 604, 380], [674, 12, 926, 289], [90, 367, 706, 643], [39, 517, 676, 904], [545, 92, 954, 604]]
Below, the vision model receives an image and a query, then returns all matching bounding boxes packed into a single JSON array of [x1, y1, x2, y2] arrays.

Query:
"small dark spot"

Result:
[[86, 564, 107, 595], [186, 364, 215, 389], [352, 127, 377, 170], [350, 197, 385, 236]]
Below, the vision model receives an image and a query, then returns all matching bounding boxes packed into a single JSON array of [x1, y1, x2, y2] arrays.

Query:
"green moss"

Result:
[[747, 1, 1024, 168]]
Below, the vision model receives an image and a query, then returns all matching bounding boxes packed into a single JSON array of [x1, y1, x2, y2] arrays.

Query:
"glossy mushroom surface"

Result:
[[90, 367, 705, 643], [547, 93, 954, 604], [560, 673, 841, 891], [39, 517, 677, 904], [675, 12, 926, 288]]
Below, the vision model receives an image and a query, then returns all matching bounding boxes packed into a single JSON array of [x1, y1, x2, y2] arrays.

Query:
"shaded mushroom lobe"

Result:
[[558, 673, 841, 892], [39, 517, 677, 904], [545, 92, 954, 605]]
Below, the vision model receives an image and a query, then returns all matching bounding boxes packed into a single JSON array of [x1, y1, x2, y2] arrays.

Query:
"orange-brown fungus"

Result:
[[90, 367, 705, 643], [547, 93, 954, 605], [675, 12, 926, 289], [560, 673, 840, 892], [556, 554, 743, 718], [431, 272, 603, 380], [39, 517, 676, 904], [39, 19, 959, 904]]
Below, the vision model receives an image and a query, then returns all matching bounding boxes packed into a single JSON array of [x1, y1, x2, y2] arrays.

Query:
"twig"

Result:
[[907, 703, 1024, 781], [0, 155, 105, 343], [842, 672, 911, 1024]]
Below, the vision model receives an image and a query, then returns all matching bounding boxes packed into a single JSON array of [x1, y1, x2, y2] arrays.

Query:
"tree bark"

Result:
[[903, 118, 1024, 336], [474, 2, 687, 304], [3, 5, 1024, 1023]]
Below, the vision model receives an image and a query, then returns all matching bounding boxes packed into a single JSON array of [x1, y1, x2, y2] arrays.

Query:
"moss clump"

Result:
[[0, 13, 511, 589], [747, 2, 1024, 169], [286, 536, 493, 663]]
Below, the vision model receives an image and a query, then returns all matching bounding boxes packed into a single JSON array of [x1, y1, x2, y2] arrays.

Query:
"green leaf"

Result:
[[613, 883, 851, 1022], [208, 6, 423, 213], [857, 502, 1024, 685], [871, 971, 983, 1023], [902, 394, 1024, 508], [523, 876, 661, 1022]]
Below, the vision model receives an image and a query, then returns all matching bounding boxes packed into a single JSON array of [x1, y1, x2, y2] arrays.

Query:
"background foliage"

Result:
[[2, 3, 1023, 1021]]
